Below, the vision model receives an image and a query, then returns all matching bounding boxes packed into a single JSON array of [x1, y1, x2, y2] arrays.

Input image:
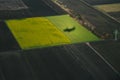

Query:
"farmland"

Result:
[[0, 0, 59, 19], [81, 0, 120, 22], [6, 17, 71, 49], [0, 0, 100, 50], [82, 0, 120, 5], [0, 0, 29, 19], [90, 40, 120, 73], [0, 0, 28, 10], [46, 15, 99, 43], [94, 3, 120, 12], [56, 0, 120, 38], [6, 15, 99, 49], [0, 41, 119, 80], [94, 3, 120, 22], [0, 21, 20, 52], [0, 0, 120, 80]]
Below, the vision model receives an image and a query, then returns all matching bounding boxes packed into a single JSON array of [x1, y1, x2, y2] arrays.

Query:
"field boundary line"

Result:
[[86, 42, 120, 76]]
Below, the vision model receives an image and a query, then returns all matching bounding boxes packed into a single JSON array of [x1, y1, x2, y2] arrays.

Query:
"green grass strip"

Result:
[[46, 14, 100, 43]]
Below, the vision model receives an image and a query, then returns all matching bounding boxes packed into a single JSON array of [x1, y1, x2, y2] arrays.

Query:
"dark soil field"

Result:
[[0, 0, 28, 10], [57, 0, 120, 39], [108, 11, 120, 22], [0, 43, 119, 80], [0, 0, 29, 19], [90, 40, 120, 73], [0, 0, 65, 19], [82, 0, 120, 5], [23, 0, 57, 17], [0, 0, 120, 80], [0, 21, 20, 52]]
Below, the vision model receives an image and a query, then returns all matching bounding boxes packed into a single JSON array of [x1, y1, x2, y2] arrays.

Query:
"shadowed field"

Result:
[[82, 0, 120, 5], [0, 0, 61, 19], [0, 21, 20, 52], [94, 3, 120, 12], [94, 3, 120, 22]]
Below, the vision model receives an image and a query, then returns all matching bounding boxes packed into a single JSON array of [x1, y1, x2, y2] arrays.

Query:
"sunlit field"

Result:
[[6, 17, 70, 49], [94, 3, 120, 12], [47, 15, 100, 43], [6, 14, 99, 49]]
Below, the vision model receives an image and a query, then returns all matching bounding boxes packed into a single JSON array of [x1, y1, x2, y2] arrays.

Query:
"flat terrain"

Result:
[[0, 43, 119, 80], [109, 11, 120, 22], [6, 15, 99, 49], [0, 0, 28, 10], [0, 21, 20, 52], [47, 15, 99, 43], [0, 0, 59, 19], [0, 0, 120, 80], [82, 0, 120, 5], [94, 3, 120, 12], [6, 17, 71, 49], [55, 0, 120, 39], [94, 3, 120, 22], [90, 40, 120, 73], [82, 0, 120, 22]]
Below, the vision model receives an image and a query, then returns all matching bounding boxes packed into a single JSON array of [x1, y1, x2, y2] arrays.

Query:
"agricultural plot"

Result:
[[0, 0, 59, 19], [0, 42, 119, 80], [90, 40, 120, 73], [0, 21, 20, 52], [47, 15, 100, 43], [94, 3, 120, 22], [0, 0, 29, 19], [54, 0, 120, 39], [23, 0, 58, 17], [109, 12, 120, 22], [94, 3, 120, 13], [6, 17, 70, 49], [82, 0, 120, 5], [0, 0, 28, 10], [6, 14, 99, 50]]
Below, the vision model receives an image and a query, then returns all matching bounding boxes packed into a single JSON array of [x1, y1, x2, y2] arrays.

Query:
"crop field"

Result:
[[0, 21, 20, 52], [90, 40, 120, 73], [0, 0, 29, 19], [0, 0, 59, 19], [6, 15, 99, 49], [82, 0, 120, 22], [6, 17, 71, 49], [21, 0, 58, 17], [46, 15, 100, 43], [109, 12, 120, 22], [94, 3, 120, 12], [82, 0, 120, 5], [1, 1, 120, 80], [0, 0, 28, 10], [54, 0, 120, 39], [94, 3, 120, 22]]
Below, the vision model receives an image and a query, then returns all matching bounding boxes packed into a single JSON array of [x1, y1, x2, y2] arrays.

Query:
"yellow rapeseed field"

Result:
[[6, 17, 70, 49]]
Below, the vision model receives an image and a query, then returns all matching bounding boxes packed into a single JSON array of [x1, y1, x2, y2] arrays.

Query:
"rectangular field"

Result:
[[0, 0, 28, 10], [6, 17, 70, 49], [80, 0, 120, 5], [94, 3, 120, 12], [46, 15, 100, 43]]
